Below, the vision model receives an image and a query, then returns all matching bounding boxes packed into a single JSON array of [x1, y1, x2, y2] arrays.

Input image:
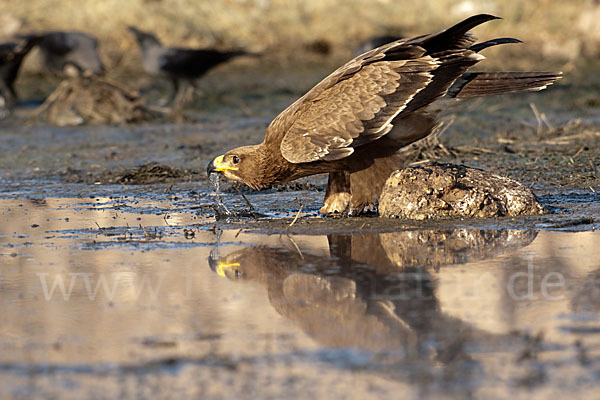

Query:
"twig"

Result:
[[288, 204, 303, 228], [540, 112, 554, 131], [541, 130, 600, 145], [530, 103, 544, 138], [408, 159, 431, 166], [572, 146, 585, 159], [435, 115, 456, 137]]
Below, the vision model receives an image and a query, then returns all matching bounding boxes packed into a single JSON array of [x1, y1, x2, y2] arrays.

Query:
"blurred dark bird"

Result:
[[23, 31, 105, 78], [304, 39, 332, 55], [0, 36, 39, 109], [128, 26, 253, 107], [353, 35, 404, 57], [207, 14, 561, 216]]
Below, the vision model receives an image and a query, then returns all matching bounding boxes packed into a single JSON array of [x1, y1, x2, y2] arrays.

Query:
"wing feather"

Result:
[[272, 14, 502, 164], [280, 58, 437, 163]]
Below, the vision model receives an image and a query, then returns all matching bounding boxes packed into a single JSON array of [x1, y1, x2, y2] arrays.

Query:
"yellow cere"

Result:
[[214, 155, 239, 171], [216, 262, 240, 277]]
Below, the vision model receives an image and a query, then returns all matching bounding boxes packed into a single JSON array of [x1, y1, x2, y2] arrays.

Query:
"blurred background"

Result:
[[2, 0, 598, 75], [0, 0, 597, 185]]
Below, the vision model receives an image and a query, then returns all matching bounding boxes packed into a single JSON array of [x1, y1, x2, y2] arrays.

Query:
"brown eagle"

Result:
[[207, 14, 561, 215]]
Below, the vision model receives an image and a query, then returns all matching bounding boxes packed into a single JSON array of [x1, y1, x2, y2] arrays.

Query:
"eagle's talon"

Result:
[[319, 192, 351, 215], [321, 211, 346, 218], [348, 203, 378, 217]]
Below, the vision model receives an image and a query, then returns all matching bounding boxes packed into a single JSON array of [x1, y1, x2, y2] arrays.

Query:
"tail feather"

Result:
[[448, 72, 562, 98], [416, 14, 501, 53], [470, 37, 522, 52]]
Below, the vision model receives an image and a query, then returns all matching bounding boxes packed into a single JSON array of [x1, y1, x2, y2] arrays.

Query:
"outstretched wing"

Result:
[[280, 55, 438, 163], [273, 14, 499, 164]]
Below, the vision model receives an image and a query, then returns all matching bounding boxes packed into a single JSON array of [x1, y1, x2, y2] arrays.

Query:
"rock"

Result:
[[379, 163, 544, 219]]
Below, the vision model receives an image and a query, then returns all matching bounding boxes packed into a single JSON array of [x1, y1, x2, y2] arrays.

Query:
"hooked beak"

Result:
[[207, 155, 238, 176]]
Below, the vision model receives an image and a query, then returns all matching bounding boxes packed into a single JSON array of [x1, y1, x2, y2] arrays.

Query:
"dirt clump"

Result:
[[379, 163, 545, 219], [112, 164, 200, 184]]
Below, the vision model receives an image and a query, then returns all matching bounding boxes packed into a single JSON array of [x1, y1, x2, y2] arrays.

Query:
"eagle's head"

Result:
[[207, 144, 272, 190]]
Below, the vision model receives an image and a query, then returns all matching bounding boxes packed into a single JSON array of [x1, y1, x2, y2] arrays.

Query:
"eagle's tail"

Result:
[[447, 71, 562, 99], [416, 14, 500, 53]]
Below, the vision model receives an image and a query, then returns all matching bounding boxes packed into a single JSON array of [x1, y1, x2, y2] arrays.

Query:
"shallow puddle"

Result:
[[1, 195, 599, 398]]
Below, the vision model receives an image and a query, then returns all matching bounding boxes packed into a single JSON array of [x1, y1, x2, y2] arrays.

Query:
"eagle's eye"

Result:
[[232, 155, 240, 164]]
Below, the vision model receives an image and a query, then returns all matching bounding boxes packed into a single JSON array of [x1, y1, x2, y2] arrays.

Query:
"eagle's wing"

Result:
[[280, 54, 439, 163], [273, 14, 499, 164]]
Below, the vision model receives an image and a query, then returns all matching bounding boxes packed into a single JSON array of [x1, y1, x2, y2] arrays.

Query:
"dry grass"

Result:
[[1, 0, 596, 74]]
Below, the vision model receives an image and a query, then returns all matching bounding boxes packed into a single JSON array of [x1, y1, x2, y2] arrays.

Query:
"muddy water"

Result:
[[1, 194, 599, 399]]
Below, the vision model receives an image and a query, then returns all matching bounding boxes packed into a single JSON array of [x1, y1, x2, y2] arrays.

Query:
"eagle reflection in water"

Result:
[[209, 229, 538, 372]]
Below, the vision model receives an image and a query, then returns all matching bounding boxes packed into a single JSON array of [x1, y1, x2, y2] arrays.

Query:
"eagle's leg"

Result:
[[348, 154, 407, 215], [348, 172, 380, 216], [319, 171, 351, 215]]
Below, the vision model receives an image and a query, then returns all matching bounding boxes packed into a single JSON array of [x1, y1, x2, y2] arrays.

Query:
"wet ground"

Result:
[[1, 59, 600, 398]]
